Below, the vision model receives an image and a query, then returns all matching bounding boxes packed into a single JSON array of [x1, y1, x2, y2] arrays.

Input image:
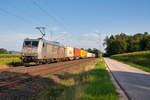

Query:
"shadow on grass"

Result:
[[6, 59, 150, 100], [0, 63, 119, 100], [8, 62, 23, 67]]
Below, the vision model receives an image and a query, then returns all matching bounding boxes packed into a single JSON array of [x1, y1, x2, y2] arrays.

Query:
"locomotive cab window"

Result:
[[24, 41, 39, 47], [32, 41, 39, 47], [24, 41, 31, 47]]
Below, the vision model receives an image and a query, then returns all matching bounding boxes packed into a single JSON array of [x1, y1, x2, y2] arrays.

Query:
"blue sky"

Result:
[[0, 0, 150, 51]]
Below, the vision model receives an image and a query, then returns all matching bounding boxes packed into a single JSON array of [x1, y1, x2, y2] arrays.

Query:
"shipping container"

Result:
[[74, 48, 80, 59], [87, 52, 92, 57], [80, 50, 85, 58], [84, 51, 87, 58], [65, 46, 74, 60]]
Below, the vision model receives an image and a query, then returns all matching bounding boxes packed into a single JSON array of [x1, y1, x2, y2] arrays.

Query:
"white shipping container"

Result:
[[87, 52, 92, 57], [65, 46, 74, 57]]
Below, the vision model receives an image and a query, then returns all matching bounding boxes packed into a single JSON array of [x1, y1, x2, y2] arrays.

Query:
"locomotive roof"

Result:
[[24, 38, 64, 47], [24, 38, 42, 41]]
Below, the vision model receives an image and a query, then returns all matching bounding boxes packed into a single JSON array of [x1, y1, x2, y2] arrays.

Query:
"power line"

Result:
[[42, 0, 65, 23], [31, 0, 66, 30], [5, 1, 40, 25], [95, 31, 103, 52], [0, 7, 32, 24]]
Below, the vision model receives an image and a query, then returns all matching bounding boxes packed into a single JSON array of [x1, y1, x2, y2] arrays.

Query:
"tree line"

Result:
[[104, 32, 150, 56], [0, 48, 19, 54], [0, 48, 8, 54]]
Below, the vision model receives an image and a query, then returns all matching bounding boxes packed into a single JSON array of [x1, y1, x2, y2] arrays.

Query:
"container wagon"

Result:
[[74, 48, 80, 59], [84, 51, 87, 58], [65, 46, 74, 60], [87, 52, 92, 58], [80, 50, 85, 58]]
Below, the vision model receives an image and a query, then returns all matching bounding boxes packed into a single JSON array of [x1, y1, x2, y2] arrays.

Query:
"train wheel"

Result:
[[35, 61, 40, 65]]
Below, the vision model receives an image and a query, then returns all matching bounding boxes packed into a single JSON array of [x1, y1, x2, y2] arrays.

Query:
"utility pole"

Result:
[[95, 31, 103, 58], [50, 31, 52, 41], [36, 27, 46, 38], [95, 31, 102, 52]]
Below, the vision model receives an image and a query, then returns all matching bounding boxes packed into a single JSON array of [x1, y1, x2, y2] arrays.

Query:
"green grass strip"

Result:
[[81, 61, 118, 100], [110, 51, 150, 72], [38, 60, 118, 100], [0, 54, 21, 58]]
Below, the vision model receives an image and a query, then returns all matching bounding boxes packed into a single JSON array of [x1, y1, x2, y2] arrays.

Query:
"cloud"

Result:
[[60, 36, 99, 49], [82, 33, 98, 38], [82, 34, 89, 37], [47, 26, 59, 31], [60, 32, 69, 34], [0, 33, 41, 51]]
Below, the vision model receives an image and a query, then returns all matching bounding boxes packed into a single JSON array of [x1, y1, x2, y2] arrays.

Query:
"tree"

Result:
[[104, 32, 150, 56], [87, 48, 92, 53], [0, 48, 8, 54]]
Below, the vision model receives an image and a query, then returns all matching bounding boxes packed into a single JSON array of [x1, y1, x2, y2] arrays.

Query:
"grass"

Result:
[[110, 51, 150, 72], [0, 53, 21, 58], [0, 54, 22, 67], [38, 60, 118, 100]]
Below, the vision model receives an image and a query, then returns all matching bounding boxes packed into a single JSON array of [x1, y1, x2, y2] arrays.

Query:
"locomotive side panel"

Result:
[[50, 45, 65, 59], [45, 43, 53, 59], [51, 45, 58, 58], [59, 46, 65, 58], [41, 42, 47, 59], [37, 40, 43, 59]]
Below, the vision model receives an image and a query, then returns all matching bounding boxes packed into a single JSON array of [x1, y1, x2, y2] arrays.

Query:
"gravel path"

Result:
[[104, 58, 150, 100]]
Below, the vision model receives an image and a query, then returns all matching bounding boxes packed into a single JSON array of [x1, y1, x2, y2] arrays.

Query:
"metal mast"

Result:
[[95, 31, 102, 52], [50, 31, 52, 41]]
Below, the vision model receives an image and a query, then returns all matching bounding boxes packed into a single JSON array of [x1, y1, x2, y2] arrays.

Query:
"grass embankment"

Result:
[[0, 54, 22, 68], [110, 51, 150, 72], [39, 60, 118, 100]]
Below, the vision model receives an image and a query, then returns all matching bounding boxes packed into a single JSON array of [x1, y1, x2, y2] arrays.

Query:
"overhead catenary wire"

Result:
[[4, 1, 41, 26], [31, 0, 67, 30], [42, 0, 65, 24], [0, 7, 32, 24]]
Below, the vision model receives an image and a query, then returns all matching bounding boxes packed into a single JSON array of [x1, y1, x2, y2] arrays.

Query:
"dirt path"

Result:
[[104, 58, 150, 100]]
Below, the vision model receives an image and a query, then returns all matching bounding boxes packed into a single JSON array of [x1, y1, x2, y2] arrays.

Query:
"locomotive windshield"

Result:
[[32, 41, 39, 47], [24, 41, 39, 47]]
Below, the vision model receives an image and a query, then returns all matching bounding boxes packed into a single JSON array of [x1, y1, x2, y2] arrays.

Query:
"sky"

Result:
[[0, 0, 150, 51]]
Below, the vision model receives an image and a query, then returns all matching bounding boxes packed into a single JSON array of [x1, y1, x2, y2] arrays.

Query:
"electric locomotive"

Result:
[[21, 38, 65, 66]]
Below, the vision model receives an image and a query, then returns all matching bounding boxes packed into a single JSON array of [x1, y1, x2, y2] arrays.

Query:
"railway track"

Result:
[[0, 58, 96, 92]]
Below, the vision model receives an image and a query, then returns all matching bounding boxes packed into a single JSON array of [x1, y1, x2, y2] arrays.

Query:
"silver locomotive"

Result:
[[21, 38, 65, 66]]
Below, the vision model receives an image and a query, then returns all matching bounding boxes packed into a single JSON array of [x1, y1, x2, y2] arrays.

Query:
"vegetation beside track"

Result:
[[111, 51, 150, 72], [0, 54, 22, 68], [38, 60, 118, 100]]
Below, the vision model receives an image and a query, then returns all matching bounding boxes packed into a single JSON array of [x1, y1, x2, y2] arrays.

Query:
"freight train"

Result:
[[21, 38, 95, 66]]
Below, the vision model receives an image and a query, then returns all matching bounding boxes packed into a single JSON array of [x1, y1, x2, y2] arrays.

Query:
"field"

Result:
[[110, 51, 150, 72], [0, 54, 22, 68], [38, 60, 118, 100]]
